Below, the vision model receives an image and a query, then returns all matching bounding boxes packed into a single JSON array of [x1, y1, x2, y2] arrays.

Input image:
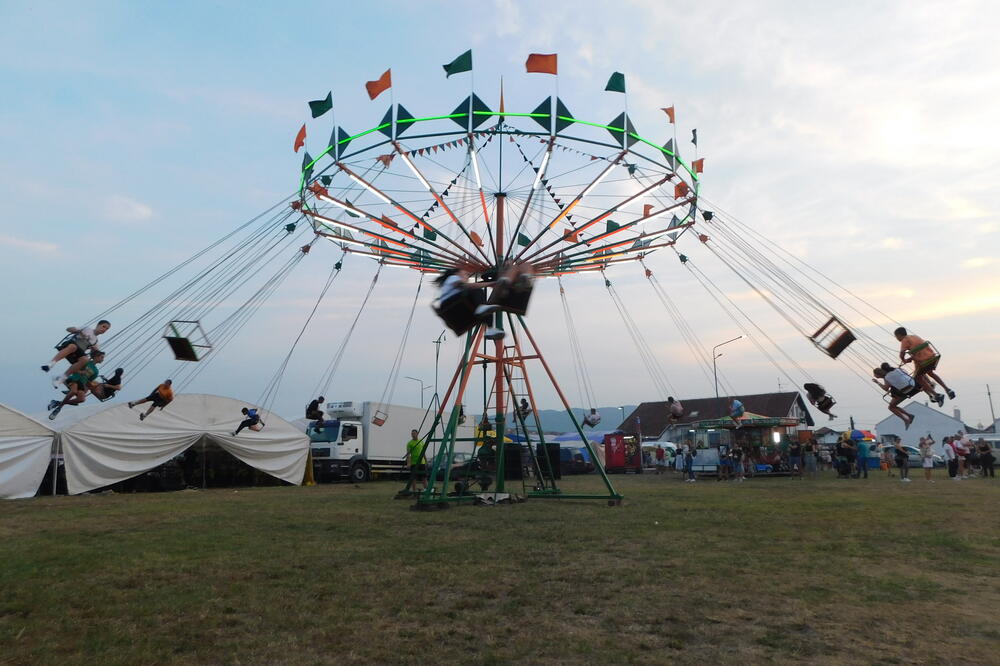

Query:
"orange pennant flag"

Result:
[[293, 124, 307, 153], [692, 158, 705, 173], [643, 204, 654, 217], [365, 69, 392, 100], [661, 107, 675, 124], [525, 53, 558, 75], [469, 231, 484, 247], [563, 227, 580, 243], [376, 154, 395, 168], [674, 181, 690, 198], [379, 214, 399, 230]]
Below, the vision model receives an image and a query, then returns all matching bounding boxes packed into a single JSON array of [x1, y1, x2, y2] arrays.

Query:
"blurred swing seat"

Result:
[[163, 320, 213, 362], [372, 410, 388, 426], [810, 316, 856, 359], [433, 288, 487, 336]]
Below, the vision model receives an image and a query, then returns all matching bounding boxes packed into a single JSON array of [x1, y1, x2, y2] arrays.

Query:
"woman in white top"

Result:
[[918, 436, 935, 482], [872, 363, 916, 429]]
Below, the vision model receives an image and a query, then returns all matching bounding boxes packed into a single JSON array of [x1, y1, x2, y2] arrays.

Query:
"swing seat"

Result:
[[372, 410, 388, 427], [433, 289, 487, 336], [495, 280, 534, 316], [810, 316, 856, 359], [163, 321, 213, 362], [249, 423, 264, 432]]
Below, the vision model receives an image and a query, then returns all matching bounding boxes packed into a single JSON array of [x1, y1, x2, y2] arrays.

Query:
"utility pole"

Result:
[[988, 384, 997, 428]]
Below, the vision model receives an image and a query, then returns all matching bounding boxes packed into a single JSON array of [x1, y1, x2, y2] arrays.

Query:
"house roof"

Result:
[[814, 427, 836, 437], [617, 391, 813, 436]]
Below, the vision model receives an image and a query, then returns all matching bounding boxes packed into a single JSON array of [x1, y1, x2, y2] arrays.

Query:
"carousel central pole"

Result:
[[493, 193, 507, 491]]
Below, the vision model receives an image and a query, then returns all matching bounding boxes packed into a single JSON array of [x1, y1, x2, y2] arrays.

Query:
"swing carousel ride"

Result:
[[66, 52, 934, 509]]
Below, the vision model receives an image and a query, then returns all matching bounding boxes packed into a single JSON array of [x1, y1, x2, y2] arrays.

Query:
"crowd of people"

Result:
[[656, 429, 995, 484]]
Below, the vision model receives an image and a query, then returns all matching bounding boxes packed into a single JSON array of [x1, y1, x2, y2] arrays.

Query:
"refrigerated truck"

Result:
[[308, 401, 476, 482]]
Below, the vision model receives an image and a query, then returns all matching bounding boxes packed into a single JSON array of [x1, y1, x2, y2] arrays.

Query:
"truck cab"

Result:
[[308, 402, 367, 482]]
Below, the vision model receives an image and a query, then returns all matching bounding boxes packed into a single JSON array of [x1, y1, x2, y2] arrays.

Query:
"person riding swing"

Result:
[[42, 320, 111, 388], [47, 350, 106, 420], [803, 383, 838, 421], [306, 396, 325, 433], [872, 364, 919, 429], [232, 407, 265, 436], [895, 327, 955, 401]]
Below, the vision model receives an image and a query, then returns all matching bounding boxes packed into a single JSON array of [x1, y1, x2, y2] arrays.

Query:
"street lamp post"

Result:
[[712, 336, 744, 416], [403, 376, 430, 409]]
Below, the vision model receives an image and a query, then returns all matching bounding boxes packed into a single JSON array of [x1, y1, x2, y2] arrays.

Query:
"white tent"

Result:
[[0, 403, 56, 499], [60, 394, 309, 495]]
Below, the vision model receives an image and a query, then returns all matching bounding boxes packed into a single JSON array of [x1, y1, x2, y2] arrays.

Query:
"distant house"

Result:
[[813, 427, 840, 446], [875, 404, 970, 447], [618, 392, 814, 444]]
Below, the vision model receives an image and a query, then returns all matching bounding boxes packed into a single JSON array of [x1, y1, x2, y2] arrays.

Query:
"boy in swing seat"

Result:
[[895, 327, 955, 400], [232, 407, 265, 436]]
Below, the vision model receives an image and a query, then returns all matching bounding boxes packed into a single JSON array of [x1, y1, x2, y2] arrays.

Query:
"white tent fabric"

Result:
[[0, 403, 56, 499], [61, 394, 309, 494]]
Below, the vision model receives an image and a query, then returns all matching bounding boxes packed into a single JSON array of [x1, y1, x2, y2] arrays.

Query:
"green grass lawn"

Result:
[[2, 471, 999, 665]]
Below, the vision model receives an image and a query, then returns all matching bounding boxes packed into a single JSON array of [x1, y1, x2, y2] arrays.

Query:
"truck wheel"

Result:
[[349, 463, 370, 483]]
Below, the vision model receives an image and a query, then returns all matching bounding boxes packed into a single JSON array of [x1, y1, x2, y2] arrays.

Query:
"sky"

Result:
[[1, 0, 998, 430]]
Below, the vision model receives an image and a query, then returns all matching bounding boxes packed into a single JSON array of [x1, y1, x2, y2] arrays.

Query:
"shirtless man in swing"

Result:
[[895, 327, 955, 401]]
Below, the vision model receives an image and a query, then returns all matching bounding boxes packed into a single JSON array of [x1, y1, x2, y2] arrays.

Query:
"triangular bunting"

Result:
[[606, 113, 637, 147], [301, 151, 314, 182], [336, 127, 352, 159], [396, 104, 415, 137], [662, 139, 678, 171], [555, 98, 574, 133], [530, 97, 552, 132], [518, 233, 531, 247], [377, 106, 394, 139], [606, 220, 620, 233], [450, 94, 493, 130]]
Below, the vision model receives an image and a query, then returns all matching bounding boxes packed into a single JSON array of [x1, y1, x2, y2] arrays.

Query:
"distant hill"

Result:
[[472, 405, 637, 434]]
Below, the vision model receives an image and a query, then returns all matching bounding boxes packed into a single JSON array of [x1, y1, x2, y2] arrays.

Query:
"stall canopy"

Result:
[[0, 403, 56, 499], [60, 394, 309, 495]]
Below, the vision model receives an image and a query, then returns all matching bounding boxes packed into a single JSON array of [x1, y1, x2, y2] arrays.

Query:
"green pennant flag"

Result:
[[443, 49, 473, 78], [320, 175, 332, 186], [518, 233, 531, 247], [606, 220, 620, 233], [308, 92, 333, 118], [605, 72, 626, 93], [423, 228, 438, 241]]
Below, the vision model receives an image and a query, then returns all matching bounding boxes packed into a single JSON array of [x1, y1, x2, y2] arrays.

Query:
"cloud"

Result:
[[880, 237, 903, 249], [0, 234, 59, 254], [961, 257, 993, 269], [103, 195, 154, 224]]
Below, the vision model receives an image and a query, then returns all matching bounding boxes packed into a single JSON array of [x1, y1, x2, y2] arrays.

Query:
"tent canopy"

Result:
[[0, 403, 56, 500], [60, 394, 309, 495]]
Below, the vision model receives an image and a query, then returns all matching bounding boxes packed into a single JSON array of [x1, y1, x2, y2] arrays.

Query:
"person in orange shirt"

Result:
[[894, 327, 955, 401], [128, 379, 174, 421]]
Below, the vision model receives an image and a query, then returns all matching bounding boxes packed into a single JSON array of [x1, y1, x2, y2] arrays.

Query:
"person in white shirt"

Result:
[[872, 364, 917, 429], [42, 320, 111, 387], [919, 436, 935, 482]]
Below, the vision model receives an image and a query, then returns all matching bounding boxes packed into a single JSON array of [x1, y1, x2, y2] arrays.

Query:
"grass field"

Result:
[[2, 471, 999, 665]]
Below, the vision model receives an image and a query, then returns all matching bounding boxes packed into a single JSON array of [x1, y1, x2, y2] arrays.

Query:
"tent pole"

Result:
[[202, 438, 207, 489], [51, 435, 60, 496]]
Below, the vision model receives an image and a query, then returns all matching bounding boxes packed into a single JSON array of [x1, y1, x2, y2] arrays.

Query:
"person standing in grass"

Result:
[[881, 444, 895, 477], [942, 436, 959, 480], [654, 444, 666, 475], [731, 443, 745, 482], [406, 429, 427, 492], [976, 438, 994, 479], [855, 438, 870, 479], [803, 437, 818, 479], [683, 438, 696, 483], [893, 440, 911, 482], [919, 436, 935, 482], [788, 439, 802, 478], [954, 432, 970, 479]]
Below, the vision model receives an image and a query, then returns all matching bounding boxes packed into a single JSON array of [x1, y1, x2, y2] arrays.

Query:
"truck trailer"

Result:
[[308, 401, 476, 483]]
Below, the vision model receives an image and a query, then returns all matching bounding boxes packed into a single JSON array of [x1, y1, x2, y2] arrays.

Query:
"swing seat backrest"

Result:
[[165, 336, 201, 362], [495, 281, 534, 316]]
